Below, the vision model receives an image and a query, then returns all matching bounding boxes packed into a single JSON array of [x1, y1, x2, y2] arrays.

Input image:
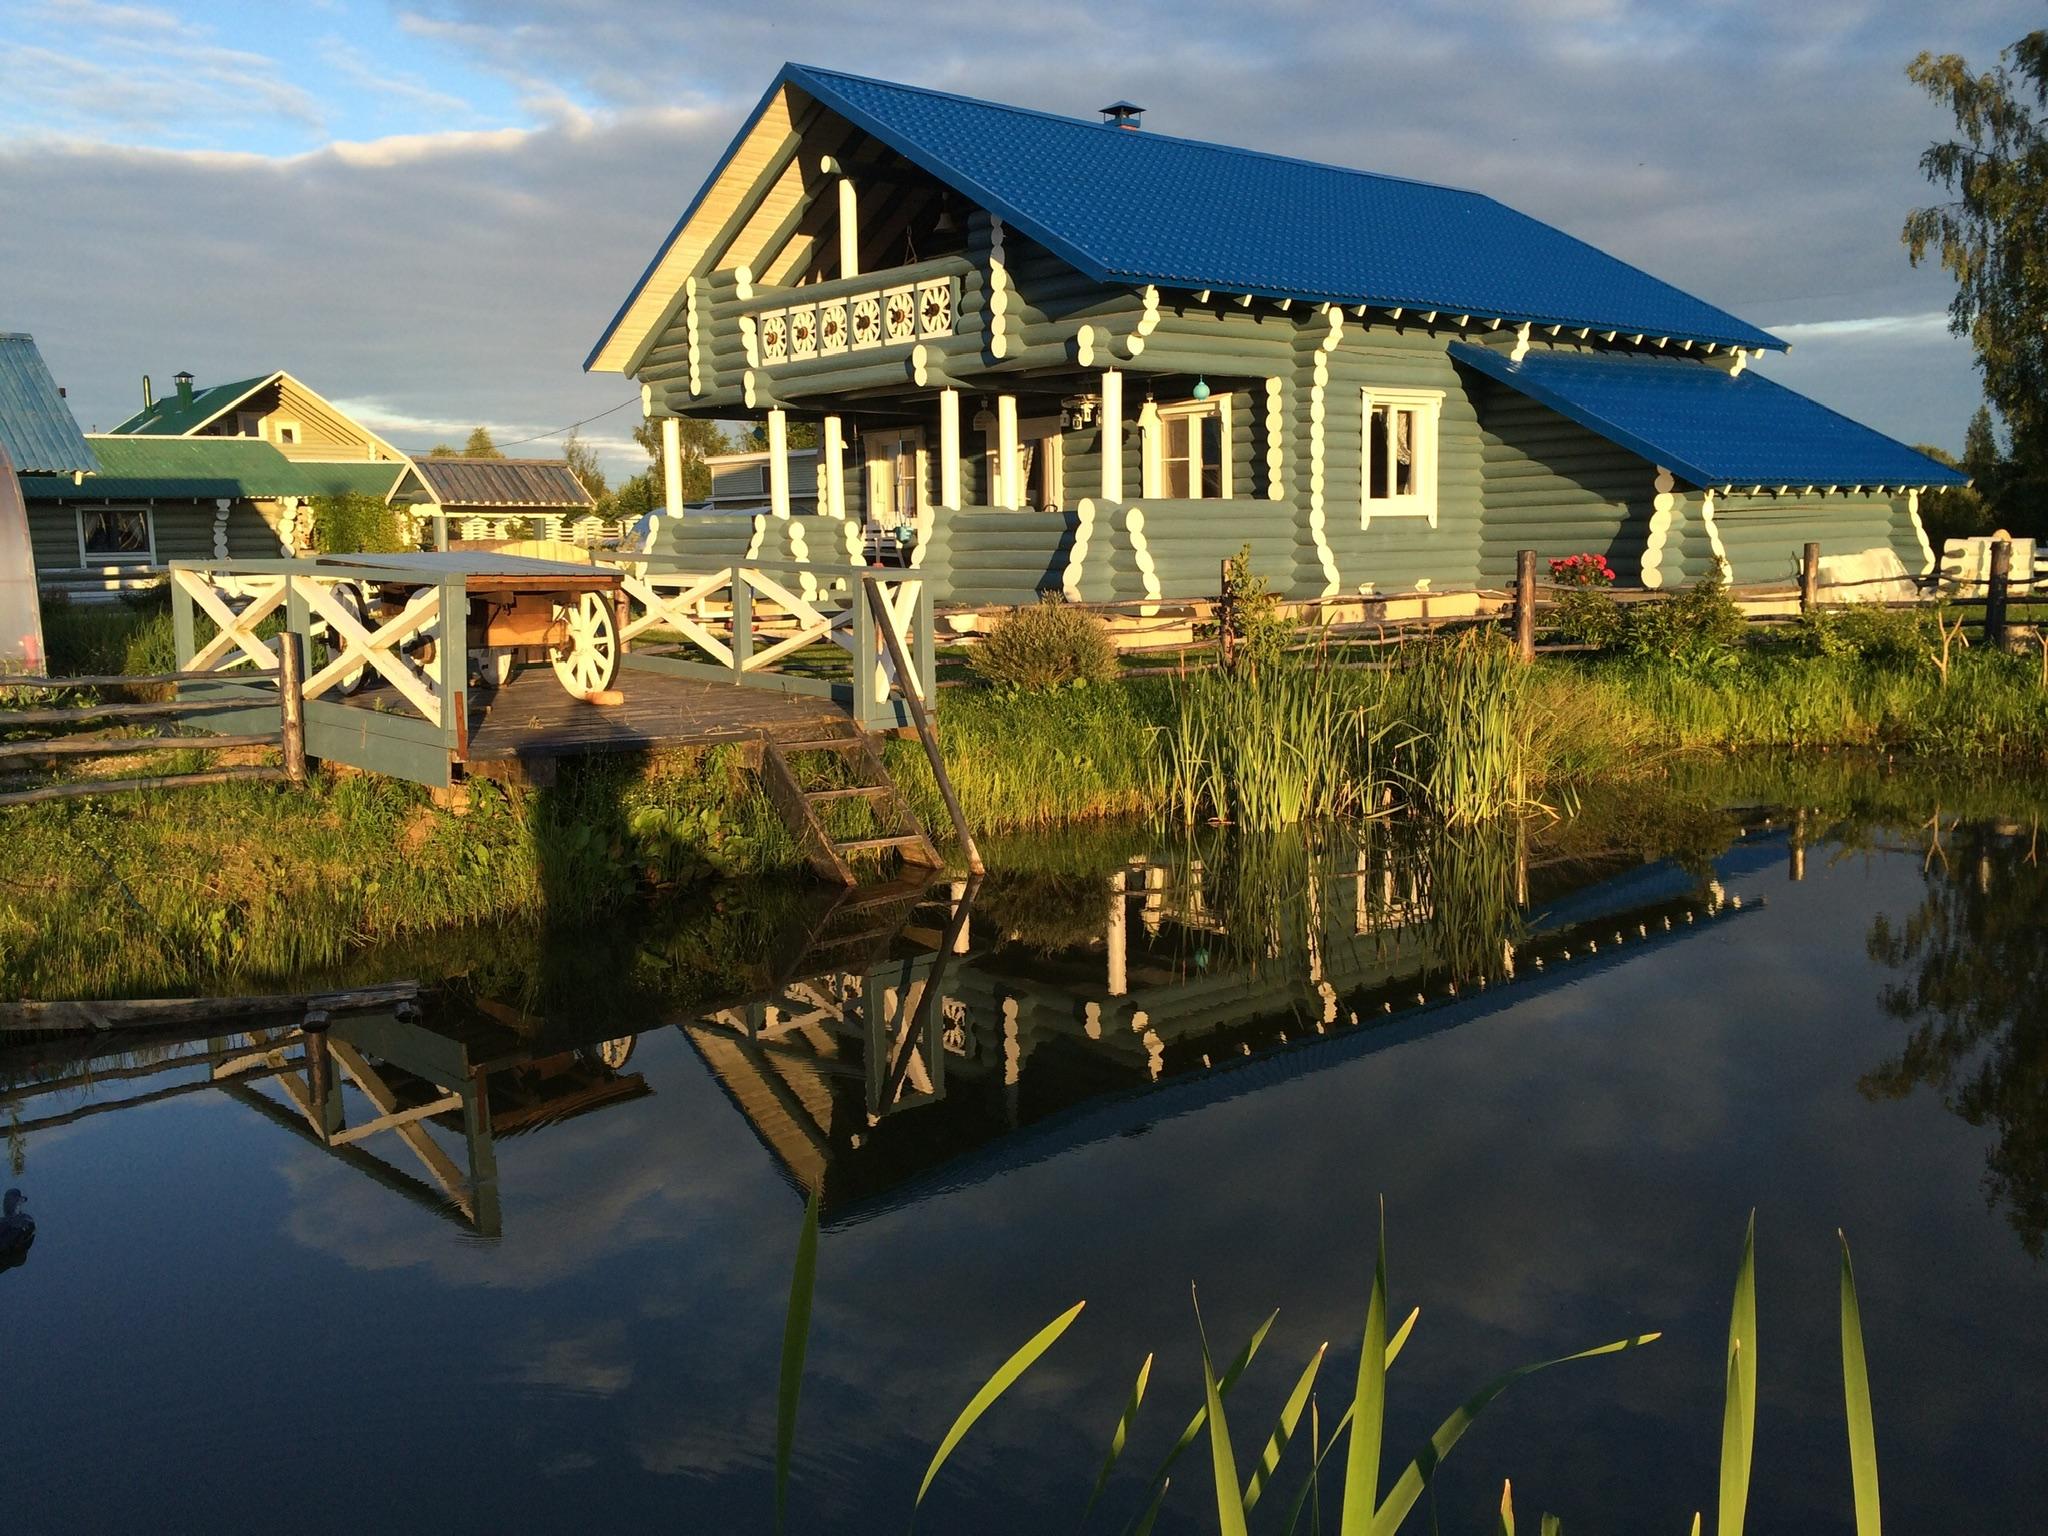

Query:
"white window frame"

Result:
[[1359, 387, 1442, 528], [1145, 396, 1233, 500], [76, 503, 157, 566], [983, 414, 1065, 510], [274, 418, 302, 446], [864, 426, 928, 531]]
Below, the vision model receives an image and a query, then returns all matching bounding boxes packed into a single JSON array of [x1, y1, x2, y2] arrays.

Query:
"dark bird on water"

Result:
[[0, 1188, 34, 1272]]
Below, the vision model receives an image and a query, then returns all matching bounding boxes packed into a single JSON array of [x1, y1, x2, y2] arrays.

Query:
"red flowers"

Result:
[[1550, 552, 1616, 588]]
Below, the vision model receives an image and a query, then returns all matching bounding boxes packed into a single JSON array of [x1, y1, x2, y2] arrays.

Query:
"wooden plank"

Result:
[[0, 732, 279, 763], [0, 670, 261, 689], [0, 981, 420, 1033], [0, 697, 265, 726], [0, 764, 287, 808], [328, 1093, 465, 1147]]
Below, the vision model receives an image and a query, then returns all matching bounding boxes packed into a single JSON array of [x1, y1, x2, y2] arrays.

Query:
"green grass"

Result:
[[34, 591, 178, 679], [14, 613, 2048, 1001]]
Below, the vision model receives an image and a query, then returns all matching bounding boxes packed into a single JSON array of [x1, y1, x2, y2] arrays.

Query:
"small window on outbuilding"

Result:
[[275, 420, 301, 445], [78, 506, 155, 565], [1360, 388, 1442, 527]]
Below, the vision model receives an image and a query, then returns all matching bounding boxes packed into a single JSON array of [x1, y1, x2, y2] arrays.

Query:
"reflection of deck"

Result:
[[460, 666, 844, 762]]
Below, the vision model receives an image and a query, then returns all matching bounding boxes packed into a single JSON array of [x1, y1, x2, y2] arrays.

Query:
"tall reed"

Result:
[[1153, 656, 1381, 831], [1377, 630, 1536, 826]]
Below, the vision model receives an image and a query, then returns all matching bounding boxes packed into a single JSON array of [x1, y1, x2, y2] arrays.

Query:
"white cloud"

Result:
[[1768, 310, 1955, 344]]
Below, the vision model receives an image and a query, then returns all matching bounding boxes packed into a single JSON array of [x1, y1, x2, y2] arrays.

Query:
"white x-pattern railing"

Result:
[[172, 562, 454, 730], [608, 557, 933, 729]]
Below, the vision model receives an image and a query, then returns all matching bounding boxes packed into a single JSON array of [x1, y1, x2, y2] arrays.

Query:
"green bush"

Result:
[[1550, 587, 1624, 647], [968, 596, 1118, 691], [308, 491, 407, 554], [1617, 564, 1745, 669], [36, 589, 176, 678], [1792, 604, 1933, 665], [1203, 543, 1293, 671]]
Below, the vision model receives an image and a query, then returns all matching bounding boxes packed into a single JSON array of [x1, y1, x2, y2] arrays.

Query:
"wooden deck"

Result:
[[460, 664, 847, 762]]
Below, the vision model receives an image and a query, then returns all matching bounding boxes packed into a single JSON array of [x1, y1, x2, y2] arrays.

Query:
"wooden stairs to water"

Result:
[[759, 721, 944, 886]]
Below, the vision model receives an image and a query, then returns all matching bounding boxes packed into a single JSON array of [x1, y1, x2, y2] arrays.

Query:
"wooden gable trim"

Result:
[[621, 99, 863, 378], [592, 81, 802, 373]]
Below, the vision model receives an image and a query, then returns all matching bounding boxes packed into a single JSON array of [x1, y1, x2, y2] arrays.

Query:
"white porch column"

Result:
[[661, 416, 684, 517], [1137, 396, 1161, 497], [838, 178, 859, 279], [823, 414, 846, 518], [766, 409, 791, 518], [1101, 369, 1124, 502], [996, 394, 1019, 510], [938, 389, 962, 508]]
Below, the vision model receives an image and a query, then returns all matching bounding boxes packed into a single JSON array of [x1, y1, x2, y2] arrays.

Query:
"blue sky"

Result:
[[0, 0, 2031, 478]]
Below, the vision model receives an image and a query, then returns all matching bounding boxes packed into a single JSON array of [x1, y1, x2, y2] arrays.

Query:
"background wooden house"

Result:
[[413, 456, 597, 545], [589, 65, 1966, 612], [19, 369, 426, 597], [19, 436, 425, 597]]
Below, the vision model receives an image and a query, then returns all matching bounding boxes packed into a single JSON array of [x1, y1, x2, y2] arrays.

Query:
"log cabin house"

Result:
[[19, 369, 425, 597], [588, 65, 1967, 612]]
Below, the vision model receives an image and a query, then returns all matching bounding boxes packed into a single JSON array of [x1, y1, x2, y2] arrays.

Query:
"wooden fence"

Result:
[[608, 554, 937, 732], [170, 557, 471, 787], [0, 648, 305, 808]]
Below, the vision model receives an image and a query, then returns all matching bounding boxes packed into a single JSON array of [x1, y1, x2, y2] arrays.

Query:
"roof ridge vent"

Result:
[[1099, 100, 1144, 130]]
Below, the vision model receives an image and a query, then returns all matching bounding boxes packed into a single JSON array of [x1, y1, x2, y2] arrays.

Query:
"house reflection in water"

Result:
[[682, 825, 1781, 1223], [0, 996, 654, 1242], [0, 820, 1793, 1238]]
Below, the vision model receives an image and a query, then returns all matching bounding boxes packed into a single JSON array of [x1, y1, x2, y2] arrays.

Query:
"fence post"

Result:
[[170, 565, 195, 670], [277, 632, 308, 785], [731, 573, 753, 681], [1800, 541, 1820, 612], [1987, 537, 2012, 650], [1513, 549, 1536, 664], [1217, 556, 1235, 670]]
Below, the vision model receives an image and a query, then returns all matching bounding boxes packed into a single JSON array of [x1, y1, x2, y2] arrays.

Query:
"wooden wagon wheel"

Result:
[[549, 590, 620, 695], [308, 581, 370, 696]]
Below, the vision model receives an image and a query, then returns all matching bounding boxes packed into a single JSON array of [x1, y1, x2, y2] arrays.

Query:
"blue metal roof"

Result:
[[657, 65, 1781, 353], [0, 333, 97, 475], [1449, 343, 1967, 490]]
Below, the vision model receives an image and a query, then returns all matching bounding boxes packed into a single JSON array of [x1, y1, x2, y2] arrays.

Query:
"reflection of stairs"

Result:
[[759, 721, 943, 885], [771, 876, 936, 988]]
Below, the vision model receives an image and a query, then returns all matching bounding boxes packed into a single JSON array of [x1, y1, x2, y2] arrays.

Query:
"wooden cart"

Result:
[[321, 551, 625, 697]]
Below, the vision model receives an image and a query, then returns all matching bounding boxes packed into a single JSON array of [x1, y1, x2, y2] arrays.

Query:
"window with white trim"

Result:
[[1148, 396, 1233, 500], [77, 505, 155, 565], [1360, 388, 1442, 526]]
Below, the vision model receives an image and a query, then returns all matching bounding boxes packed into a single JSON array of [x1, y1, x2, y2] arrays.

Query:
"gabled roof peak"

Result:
[[590, 63, 1784, 372]]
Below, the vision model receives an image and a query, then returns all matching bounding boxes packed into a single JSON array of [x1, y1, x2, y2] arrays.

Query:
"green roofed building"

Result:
[[21, 434, 428, 599], [23, 367, 428, 599]]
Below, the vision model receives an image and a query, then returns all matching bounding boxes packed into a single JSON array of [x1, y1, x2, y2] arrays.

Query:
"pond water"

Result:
[[5, 764, 2045, 1533]]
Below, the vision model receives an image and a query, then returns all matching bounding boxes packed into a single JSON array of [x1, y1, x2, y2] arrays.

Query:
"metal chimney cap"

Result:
[[1099, 101, 1145, 128]]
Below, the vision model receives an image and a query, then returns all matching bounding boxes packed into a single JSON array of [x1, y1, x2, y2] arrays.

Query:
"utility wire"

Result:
[[492, 395, 641, 449]]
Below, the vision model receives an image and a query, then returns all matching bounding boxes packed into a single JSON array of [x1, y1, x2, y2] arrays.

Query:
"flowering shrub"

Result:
[[1550, 552, 1616, 588], [1548, 552, 1622, 645]]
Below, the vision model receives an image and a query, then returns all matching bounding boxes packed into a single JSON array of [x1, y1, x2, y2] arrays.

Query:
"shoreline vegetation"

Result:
[[8, 581, 2048, 997]]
